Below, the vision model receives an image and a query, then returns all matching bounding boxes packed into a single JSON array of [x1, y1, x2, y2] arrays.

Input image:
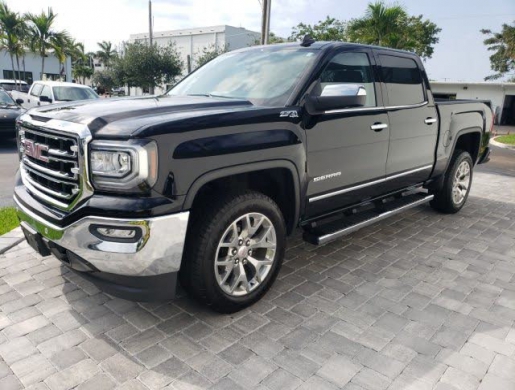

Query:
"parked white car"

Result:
[[0, 79, 29, 95], [12, 81, 99, 109]]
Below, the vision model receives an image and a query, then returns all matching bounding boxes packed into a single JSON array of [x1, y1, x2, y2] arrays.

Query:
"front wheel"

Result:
[[180, 191, 286, 313], [430, 150, 473, 213]]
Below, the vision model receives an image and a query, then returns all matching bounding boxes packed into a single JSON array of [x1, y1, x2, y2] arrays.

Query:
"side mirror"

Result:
[[305, 84, 367, 115], [39, 95, 52, 103], [15, 98, 24, 105]]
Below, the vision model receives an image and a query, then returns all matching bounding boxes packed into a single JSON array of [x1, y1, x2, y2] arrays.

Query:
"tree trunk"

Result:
[[22, 56, 26, 81], [41, 52, 45, 80], [15, 55, 22, 90], [9, 54, 18, 90]]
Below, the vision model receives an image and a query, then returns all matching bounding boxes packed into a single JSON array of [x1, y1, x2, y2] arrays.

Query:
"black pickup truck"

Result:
[[14, 40, 492, 312]]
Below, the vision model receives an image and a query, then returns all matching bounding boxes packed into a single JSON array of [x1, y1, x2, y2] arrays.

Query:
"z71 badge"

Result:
[[279, 110, 299, 118]]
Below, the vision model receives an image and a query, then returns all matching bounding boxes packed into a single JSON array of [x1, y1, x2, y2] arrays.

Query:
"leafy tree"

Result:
[[0, 2, 25, 89], [95, 40, 117, 69], [347, 2, 441, 59], [92, 69, 117, 94], [252, 32, 291, 46], [290, 16, 347, 41], [113, 42, 183, 91], [26, 7, 69, 78], [193, 44, 228, 70], [481, 22, 515, 81]]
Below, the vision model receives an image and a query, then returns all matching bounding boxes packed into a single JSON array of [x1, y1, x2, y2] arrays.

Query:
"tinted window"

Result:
[[320, 52, 376, 107], [30, 84, 43, 97], [40, 85, 51, 99], [379, 55, 424, 106]]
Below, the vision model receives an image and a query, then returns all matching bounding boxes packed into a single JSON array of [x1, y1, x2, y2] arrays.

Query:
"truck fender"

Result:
[[437, 110, 484, 175], [183, 160, 302, 232]]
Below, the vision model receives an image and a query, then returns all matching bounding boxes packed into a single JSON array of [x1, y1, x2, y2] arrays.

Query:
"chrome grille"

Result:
[[19, 126, 80, 207]]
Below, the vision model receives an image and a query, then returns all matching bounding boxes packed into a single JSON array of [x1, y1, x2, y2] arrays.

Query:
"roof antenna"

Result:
[[300, 35, 315, 47]]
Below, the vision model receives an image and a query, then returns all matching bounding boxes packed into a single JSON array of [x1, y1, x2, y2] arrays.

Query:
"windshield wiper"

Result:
[[186, 93, 238, 99]]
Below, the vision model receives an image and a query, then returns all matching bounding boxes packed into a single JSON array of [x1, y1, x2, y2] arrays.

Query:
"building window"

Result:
[[3, 70, 33, 84]]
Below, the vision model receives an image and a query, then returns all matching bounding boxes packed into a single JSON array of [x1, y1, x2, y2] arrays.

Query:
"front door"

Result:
[[305, 49, 390, 218]]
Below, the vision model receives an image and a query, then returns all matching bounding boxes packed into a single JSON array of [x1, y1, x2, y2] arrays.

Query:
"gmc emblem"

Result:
[[22, 139, 49, 163]]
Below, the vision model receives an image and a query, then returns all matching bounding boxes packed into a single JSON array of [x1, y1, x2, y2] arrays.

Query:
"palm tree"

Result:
[[347, 2, 407, 47], [51, 33, 73, 81], [0, 2, 25, 90], [96, 41, 117, 68], [26, 7, 69, 79]]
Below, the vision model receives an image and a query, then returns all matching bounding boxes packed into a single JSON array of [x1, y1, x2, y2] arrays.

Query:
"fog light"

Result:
[[97, 228, 136, 238], [90, 225, 142, 242]]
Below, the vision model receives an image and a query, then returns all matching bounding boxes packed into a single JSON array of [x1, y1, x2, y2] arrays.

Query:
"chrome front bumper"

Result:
[[14, 196, 189, 277]]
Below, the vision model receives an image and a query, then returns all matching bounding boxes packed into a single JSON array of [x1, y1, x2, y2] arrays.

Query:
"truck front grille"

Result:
[[19, 127, 81, 207]]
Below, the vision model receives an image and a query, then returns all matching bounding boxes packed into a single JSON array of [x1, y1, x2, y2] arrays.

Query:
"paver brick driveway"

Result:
[[0, 157, 514, 389]]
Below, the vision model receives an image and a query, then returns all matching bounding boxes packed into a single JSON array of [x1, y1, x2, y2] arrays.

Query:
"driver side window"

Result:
[[40, 85, 51, 99], [30, 83, 43, 97], [320, 52, 376, 107]]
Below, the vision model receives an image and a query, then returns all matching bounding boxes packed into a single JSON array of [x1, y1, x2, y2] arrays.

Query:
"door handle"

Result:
[[425, 117, 437, 125], [370, 123, 388, 131]]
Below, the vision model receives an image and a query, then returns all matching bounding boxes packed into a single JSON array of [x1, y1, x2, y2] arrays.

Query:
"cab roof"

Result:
[[236, 41, 417, 57]]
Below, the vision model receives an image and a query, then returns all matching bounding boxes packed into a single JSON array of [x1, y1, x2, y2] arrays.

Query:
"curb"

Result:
[[0, 227, 25, 255], [491, 136, 515, 150]]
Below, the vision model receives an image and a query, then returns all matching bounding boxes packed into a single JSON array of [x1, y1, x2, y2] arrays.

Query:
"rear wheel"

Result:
[[430, 150, 473, 213], [180, 191, 286, 313]]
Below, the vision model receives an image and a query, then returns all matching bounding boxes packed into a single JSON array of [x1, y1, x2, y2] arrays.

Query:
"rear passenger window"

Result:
[[30, 84, 43, 97], [320, 52, 376, 107], [379, 55, 425, 106]]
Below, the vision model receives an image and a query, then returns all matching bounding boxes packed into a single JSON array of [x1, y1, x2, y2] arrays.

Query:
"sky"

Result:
[[9, 0, 515, 82]]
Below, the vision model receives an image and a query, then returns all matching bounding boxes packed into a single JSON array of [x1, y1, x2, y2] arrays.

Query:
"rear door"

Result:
[[376, 52, 438, 189], [305, 48, 390, 217]]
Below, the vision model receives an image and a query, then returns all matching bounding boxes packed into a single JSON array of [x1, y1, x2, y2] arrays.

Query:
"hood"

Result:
[[0, 105, 23, 120], [25, 95, 255, 138]]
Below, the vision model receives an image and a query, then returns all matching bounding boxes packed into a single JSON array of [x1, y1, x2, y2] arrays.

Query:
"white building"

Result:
[[0, 49, 72, 85], [431, 81, 515, 126], [129, 25, 260, 95]]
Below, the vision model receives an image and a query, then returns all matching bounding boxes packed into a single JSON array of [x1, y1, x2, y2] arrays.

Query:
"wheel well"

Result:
[[190, 168, 297, 234], [454, 131, 481, 163]]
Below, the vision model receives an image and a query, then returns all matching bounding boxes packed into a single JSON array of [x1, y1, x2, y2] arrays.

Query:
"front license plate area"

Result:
[[21, 226, 51, 257]]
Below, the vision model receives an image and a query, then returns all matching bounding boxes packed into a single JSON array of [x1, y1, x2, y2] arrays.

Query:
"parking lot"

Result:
[[0, 146, 514, 390]]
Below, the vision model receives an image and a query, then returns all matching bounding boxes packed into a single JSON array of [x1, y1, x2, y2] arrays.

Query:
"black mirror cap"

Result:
[[305, 94, 366, 115], [39, 96, 52, 103], [15, 98, 24, 105]]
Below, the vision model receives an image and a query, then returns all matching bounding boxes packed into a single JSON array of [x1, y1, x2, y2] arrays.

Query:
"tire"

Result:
[[180, 191, 286, 313], [430, 150, 473, 214]]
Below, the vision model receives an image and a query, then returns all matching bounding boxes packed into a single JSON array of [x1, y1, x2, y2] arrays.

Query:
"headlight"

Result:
[[91, 150, 131, 178], [89, 140, 158, 192]]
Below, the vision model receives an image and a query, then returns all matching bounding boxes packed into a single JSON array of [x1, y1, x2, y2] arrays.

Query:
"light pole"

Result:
[[260, 0, 271, 45], [149, 0, 154, 94]]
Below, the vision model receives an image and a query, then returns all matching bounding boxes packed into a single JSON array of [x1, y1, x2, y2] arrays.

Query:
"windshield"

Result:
[[168, 48, 318, 106], [0, 90, 16, 105], [52, 86, 99, 101]]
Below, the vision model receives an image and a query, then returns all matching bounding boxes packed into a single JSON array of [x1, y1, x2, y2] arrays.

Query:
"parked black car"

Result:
[[14, 40, 492, 312], [0, 88, 25, 138]]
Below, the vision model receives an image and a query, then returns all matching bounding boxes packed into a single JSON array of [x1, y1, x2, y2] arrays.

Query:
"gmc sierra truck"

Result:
[[14, 40, 492, 313]]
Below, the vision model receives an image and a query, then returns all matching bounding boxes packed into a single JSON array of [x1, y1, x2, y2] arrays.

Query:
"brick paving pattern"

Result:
[[0, 168, 514, 390]]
